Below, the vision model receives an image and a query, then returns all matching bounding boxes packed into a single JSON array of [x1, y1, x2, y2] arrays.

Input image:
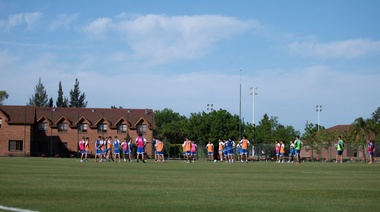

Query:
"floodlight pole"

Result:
[[316, 105, 322, 131]]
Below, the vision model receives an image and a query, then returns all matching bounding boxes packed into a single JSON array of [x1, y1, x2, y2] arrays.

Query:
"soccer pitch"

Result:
[[0, 157, 379, 212]]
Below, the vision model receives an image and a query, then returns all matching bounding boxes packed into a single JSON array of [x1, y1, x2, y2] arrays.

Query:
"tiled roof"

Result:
[[326, 125, 351, 132], [0, 105, 35, 124], [0, 106, 155, 128]]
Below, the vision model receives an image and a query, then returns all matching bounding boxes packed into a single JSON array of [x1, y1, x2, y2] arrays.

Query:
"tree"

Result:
[[56, 81, 68, 107], [350, 117, 370, 161], [69, 78, 87, 108], [28, 78, 49, 107], [0, 90, 9, 105], [371, 107, 380, 123]]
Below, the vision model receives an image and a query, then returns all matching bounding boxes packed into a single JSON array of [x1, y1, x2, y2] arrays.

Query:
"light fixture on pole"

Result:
[[250, 87, 258, 126], [206, 104, 213, 112], [316, 105, 322, 131]]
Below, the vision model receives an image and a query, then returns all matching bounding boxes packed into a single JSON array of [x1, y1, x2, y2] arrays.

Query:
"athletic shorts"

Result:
[[289, 149, 294, 156], [208, 152, 213, 155], [96, 149, 102, 155], [114, 149, 120, 154], [157, 151, 164, 156], [185, 151, 191, 155], [337, 150, 343, 155], [227, 149, 234, 155], [219, 150, 223, 153], [84, 150, 88, 154], [368, 152, 373, 156], [191, 152, 197, 156], [137, 147, 144, 154], [295, 149, 300, 155], [106, 148, 111, 153], [276, 151, 280, 156], [242, 149, 248, 154], [279, 153, 284, 157], [80, 150, 85, 154]]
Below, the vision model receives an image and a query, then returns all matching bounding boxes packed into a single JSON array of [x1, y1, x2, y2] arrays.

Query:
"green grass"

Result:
[[0, 157, 379, 212]]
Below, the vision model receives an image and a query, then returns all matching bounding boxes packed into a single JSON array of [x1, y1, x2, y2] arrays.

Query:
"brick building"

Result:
[[0, 105, 155, 157]]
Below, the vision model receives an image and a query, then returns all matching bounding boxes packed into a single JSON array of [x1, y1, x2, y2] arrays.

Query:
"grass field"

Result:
[[0, 157, 379, 212]]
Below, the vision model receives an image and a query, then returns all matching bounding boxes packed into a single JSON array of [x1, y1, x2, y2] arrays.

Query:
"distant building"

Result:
[[0, 106, 155, 157]]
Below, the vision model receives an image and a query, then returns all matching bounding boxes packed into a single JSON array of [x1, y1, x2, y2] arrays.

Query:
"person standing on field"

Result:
[[294, 136, 302, 164], [113, 136, 121, 162], [206, 141, 214, 161], [155, 138, 164, 163], [226, 137, 235, 163], [275, 140, 280, 163], [79, 136, 85, 162], [135, 132, 147, 163], [335, 136, 344, 163], [239, 136, 250, 163], [182, 138, 192, 163], [95, 136, 103, 162], [84, 137, 89, 162], [368, 140, 375, 164], [218, 139, 225, 162], [288, 140, 295, 163], [279, 140, 285, 163]]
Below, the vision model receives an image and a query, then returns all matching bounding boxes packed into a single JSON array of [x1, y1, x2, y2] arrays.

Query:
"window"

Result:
[[78, 123, 87, 133], [137, 124, 146, 134], [97, 123, 107, 133], [0, 118, 2, 128], [9, 140, 23, 151], [117, 124, 127, 134], [58, 123, 68, 132], [38, 122, 48, 131]]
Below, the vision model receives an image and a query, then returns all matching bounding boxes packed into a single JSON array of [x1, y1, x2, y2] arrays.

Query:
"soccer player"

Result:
[[294, 136, 302, 164], [335, 136, 344, 163], [106, 136, 113, 162], [127, 139, 133, 162], [218, 139, 225, 162], [79, 136, 85, 162], [239, 136, 250, 163], [101, 137, 106, 161], [84, 137, 89, 162], [288, 140, 295, 163], [135, 132, 147, 163], [95, 136, 103, 162], [236, 143, 242, 162], [275, 140, 280, 163], [155, 138, 164, 163], [368, 140, 375, 164], [226, 138, 235, 163], [206, 141, 214, 161], [182, 138, 192, 163], [113, 136, 121, 162], [121, 139, 128, 162], [191, 141, 197, 162], [279, 140, 285, 163]]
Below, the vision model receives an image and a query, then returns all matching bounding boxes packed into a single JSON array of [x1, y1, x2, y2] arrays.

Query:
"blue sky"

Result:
[[1, 0, 380, 133]]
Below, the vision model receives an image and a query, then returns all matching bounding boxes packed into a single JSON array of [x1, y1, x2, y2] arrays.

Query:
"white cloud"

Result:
[[83, 17, 113, 38], [49, 13, 78, 30], [289, 38, 380, 59], [0, 12, 42, 31], [83, 14, 260, 66]]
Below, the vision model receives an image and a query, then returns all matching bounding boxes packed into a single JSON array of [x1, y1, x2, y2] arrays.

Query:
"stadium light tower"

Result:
[[316, 105, 322, 131], [206, 103, 213, 112], [250, 87, 258, 126]]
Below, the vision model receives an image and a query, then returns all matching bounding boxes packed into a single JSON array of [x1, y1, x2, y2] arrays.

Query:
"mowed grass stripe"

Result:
[[0, 157, 379, 212]]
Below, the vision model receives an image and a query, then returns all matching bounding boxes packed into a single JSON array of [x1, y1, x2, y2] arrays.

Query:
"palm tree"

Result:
[[350, 117, 370, 161]]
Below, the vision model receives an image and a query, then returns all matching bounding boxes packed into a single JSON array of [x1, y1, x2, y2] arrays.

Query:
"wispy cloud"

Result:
[[0, 12, 42, 31], [289, 38, 380, 59], [83, 17, 112, 38], [49, 13, 78, 30], [83, 14, 260, 66]]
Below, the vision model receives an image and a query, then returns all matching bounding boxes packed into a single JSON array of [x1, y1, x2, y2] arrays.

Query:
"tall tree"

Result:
[[28, 78, 49, 107], [56, 81, 68, 107], [371, 107, 380, 123], [350, 117, 370, 161], [0, 90, 9, 105], [69, 78, 87, 108]]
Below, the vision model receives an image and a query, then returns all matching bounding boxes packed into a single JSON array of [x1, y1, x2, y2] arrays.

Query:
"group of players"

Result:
[[181, 136, 251, 163], [78, 133, 165, 163]]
